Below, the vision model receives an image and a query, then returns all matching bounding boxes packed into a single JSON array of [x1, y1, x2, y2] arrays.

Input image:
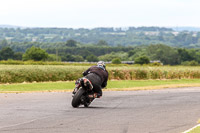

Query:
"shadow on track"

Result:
[[74, 106, 110, 109]]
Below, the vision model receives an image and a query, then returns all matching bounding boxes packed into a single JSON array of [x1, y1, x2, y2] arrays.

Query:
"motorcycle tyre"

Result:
[[71, 87, 85, 108]]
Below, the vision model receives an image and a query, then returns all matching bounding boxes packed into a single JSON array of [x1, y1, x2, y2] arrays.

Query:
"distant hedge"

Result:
[[1, 65, 200, 83], [0, 65, 85, 83]]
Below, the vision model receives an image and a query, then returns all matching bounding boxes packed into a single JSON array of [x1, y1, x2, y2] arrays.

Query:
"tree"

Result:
[[98, 52, 128, 61], [0, 47, 14, 60], [97, 40, 109, 46], [23, 46, 48, 61], [86, 54, 99, 62], [134, 56, 150, 65], [74, 55, 84, 62], [13, 52, 23, 60], [177, 48, 193, 62], [66, 39, 77, 47], [77, 49, 92, 59], [147, 44, 179, 65], [47, 54, 61, 61], [128, 50, 136, 57], [181, 60, 199, 66], [61, 54, 75, 61], [112, 58, 121, 64], [0, 40, 8, 49]]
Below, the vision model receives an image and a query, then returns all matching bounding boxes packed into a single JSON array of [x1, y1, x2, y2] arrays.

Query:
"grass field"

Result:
[[1, 64, 200, 92], [1, 65, 200, 83], [1, 79, 200, 93]]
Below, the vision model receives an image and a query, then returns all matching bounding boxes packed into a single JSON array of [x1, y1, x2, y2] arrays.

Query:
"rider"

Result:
[[73, 61, 109, 98]]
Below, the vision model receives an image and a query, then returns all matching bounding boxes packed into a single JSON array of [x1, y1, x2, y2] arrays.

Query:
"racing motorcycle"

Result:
[[71, 78, 95, 108]]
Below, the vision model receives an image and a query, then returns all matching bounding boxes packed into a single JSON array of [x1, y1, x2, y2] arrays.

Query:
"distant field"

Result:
[[1, 65, 200, 83]]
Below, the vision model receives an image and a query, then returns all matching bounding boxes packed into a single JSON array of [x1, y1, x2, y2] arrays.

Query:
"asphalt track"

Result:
[[0, 87, 200, 133]]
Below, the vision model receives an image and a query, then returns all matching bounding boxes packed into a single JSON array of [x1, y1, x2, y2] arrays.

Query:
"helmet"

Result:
[[97, 61, 106, 69]]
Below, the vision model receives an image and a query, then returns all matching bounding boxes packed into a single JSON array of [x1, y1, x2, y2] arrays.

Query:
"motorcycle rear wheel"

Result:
[[71, 87, 85, 108]]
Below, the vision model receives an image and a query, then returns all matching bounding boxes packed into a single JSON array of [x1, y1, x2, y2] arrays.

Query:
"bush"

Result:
[[134, 56, 150, 65], [112, 58, 121, 64], [86, 54, 99, 62], [0, 65, 85, 83], [181, 60, 199, 66], [23, 46, 49, 61], [150, 62, 162, 66]]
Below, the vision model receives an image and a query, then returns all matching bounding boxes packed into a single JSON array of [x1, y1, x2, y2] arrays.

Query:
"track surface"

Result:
[[0, 88, 200, 133]]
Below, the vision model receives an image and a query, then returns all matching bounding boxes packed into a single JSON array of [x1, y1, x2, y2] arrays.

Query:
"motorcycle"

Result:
[[71, 78, 95, 108]]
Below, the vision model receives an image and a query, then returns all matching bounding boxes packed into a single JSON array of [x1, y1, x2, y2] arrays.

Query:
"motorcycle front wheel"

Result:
[[71, 87, 85, 108]]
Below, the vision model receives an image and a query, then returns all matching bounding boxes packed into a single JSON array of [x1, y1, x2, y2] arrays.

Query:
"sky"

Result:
[[0, 0, 199, 28]]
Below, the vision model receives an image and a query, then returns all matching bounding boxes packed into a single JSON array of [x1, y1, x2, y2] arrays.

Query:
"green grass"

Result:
[[107, 79, 200, 88], [186, 120, 200, 133], [187, 126, 200, 133], [0, 82, 75, 92], [1, 79, 200, 93]]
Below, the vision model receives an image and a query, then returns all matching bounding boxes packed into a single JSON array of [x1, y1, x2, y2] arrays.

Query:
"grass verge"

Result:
[[185, 124, 200, 133], [188, 126, 200, 133], [0, 79, 200, 93]]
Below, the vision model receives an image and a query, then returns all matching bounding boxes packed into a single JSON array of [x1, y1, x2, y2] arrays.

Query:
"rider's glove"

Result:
[[83, 72, 87, 76]]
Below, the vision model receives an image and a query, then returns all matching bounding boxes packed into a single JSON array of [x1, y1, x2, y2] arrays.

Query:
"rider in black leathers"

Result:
[[73, 61, 108, 98]]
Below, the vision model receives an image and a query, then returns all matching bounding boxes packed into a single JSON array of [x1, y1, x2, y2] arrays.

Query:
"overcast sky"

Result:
[[0, 0, 199, 28]]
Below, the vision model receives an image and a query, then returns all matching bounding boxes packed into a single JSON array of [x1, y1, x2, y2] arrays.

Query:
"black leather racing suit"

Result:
[[83, 66, 108, 96]]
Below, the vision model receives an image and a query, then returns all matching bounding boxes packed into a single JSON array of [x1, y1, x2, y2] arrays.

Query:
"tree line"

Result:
[[1, 39, 200, 66]]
